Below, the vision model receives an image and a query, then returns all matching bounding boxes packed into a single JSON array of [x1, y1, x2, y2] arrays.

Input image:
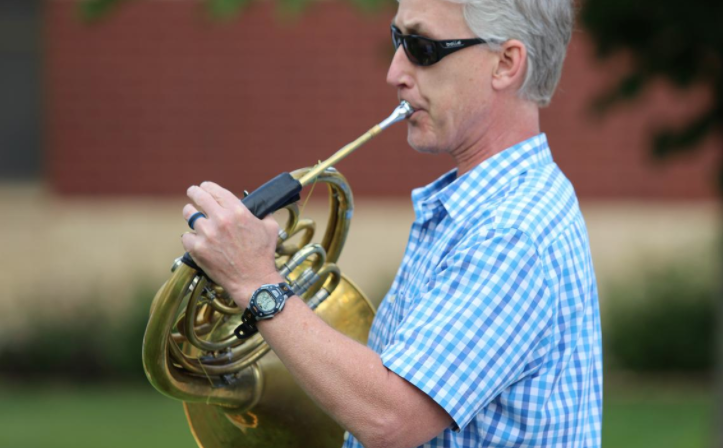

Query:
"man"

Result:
[[181, 0, 602, 446]]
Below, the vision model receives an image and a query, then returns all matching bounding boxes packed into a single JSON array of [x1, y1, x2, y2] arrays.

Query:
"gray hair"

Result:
[[450, 0, 574, 107]]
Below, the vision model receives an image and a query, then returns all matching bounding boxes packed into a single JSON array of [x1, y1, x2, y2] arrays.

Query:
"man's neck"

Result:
[[453, 100, 540, 177]]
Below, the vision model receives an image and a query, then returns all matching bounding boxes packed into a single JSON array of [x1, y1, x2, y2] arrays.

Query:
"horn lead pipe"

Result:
[[298, 101, 413, 187], [179, 101, 414, 287]]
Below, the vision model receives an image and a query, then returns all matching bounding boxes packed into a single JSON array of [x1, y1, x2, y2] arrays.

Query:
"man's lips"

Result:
[[400, 99, 421, 112], [398, 98, 425, 123], [408, 108, 424, 120], [401, 103, 422, 119]]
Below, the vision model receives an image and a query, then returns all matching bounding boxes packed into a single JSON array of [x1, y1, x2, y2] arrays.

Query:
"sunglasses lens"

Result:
[[391, 27, 439, 66], [405, 36, 437, 66]]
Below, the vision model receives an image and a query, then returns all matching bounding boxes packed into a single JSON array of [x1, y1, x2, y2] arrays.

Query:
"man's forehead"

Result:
[[393, 0, 466, 38]]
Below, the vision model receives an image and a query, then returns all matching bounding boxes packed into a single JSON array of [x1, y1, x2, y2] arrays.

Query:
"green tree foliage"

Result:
[[0, 288, 155, 383], [79, 0, 392, 21], [78, 0, 123, 21], [605, 265, 716, 373], [581, 1, 723, 176]]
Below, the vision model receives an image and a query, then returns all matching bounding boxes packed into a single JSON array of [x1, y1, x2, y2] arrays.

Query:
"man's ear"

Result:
[[491, 39, 527, 92]]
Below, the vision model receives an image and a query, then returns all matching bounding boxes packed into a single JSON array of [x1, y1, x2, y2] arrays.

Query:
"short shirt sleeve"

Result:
[[380, 228, 553, 431]]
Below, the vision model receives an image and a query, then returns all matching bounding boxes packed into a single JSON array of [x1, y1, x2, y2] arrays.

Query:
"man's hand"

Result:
[[181, 181, 283, 308]]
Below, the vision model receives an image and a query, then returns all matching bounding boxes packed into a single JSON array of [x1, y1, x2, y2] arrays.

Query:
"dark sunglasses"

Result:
[[391, 25, 488, 67]]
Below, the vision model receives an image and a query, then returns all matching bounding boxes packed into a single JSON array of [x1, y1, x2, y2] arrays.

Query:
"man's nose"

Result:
[[386, 46, 414, 89]]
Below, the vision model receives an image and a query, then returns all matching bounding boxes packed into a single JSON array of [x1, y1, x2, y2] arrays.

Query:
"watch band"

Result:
[[233, 282, 294, 340], [234, 309, 258, 339]]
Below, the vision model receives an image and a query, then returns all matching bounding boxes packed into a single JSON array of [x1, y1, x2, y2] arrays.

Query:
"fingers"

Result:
[[182, 202, 205, 228], [187, 184, 224, 219], [182, 203, 198, 220], [199, 181, 241, 210], [181, 232, 210, 274], [181, 231, 199, 253], [184, 182, 260, 238], [261, 213, 280, 234]]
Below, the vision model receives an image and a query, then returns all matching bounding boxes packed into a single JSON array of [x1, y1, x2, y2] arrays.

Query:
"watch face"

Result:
[[256, 291, 276, 313]]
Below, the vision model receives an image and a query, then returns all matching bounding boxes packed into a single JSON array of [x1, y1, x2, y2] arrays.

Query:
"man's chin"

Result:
[[410, 144, 441, 155], [407, 132, 443, 155]]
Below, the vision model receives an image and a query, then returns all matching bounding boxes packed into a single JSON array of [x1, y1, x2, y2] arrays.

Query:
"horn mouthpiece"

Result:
[[379, 101, 414, 130]]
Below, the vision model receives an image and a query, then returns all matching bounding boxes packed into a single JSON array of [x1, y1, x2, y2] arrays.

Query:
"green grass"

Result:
[[603, 384, 714, 448], [0, 381, 714, 447], [0, 382, 197, 448]]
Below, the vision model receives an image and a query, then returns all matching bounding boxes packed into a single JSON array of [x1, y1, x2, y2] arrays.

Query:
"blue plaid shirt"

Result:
[[343, 134, 602, 447]]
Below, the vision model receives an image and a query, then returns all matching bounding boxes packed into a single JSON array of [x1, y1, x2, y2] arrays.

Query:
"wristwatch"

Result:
[[234, 282, 294, 339]]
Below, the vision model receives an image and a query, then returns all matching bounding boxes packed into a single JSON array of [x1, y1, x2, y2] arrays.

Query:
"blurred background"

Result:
[[0, 0, 720, 447]]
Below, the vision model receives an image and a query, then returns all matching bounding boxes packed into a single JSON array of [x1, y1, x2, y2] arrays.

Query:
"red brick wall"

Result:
[[45, 0, 720, 199]]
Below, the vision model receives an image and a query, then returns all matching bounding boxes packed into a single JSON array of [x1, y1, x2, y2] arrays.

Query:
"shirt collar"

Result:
[[411, 133, 554, 223]]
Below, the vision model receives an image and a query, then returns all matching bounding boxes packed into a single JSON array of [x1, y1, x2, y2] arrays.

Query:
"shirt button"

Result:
[[387, 294, 396, 304]]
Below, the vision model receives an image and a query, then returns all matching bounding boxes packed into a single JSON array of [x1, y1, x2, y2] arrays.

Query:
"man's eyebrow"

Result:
[[392, 19, 432, 37]]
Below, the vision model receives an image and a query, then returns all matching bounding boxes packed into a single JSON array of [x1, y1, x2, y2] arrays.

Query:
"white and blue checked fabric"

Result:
[[343, 134, 602, 448]]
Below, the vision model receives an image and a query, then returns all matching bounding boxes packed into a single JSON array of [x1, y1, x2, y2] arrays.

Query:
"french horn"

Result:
[[142, 101, 413, 448]]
